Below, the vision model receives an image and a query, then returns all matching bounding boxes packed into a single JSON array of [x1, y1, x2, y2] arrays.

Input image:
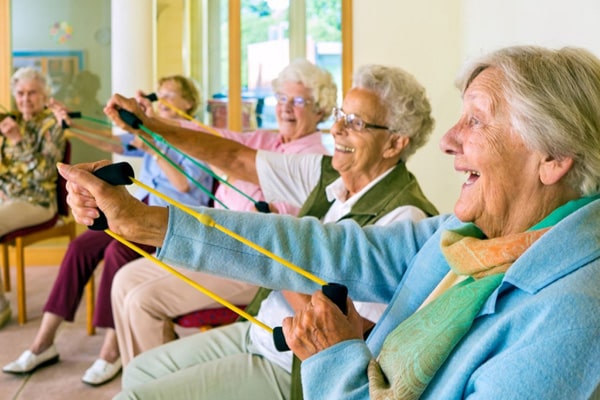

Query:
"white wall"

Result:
[[463, 0, 600, 58], [354, 0, 464, 214], [354, 0, 600, 214]]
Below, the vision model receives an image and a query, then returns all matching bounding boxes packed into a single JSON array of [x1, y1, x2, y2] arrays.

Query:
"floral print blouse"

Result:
[[0, 109, 66, 208]]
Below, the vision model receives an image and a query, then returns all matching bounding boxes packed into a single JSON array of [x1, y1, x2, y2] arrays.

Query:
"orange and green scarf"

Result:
[[368, 195, 599, 400]]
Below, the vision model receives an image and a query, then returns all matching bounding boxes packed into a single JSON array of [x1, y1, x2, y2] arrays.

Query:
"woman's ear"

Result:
[[383, 134, 409, 159], [539, 155, 573, 185]]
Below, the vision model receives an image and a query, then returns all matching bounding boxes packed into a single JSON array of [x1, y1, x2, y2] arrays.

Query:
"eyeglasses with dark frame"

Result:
[[331, 107, 391, 132], [275, 93, 312, 108]]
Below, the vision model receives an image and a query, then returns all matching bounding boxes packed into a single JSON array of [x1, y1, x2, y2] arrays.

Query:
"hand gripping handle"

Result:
[[89, 162, 136, 231], [61, 111, 82, 129], [272, 282, 348, 352]]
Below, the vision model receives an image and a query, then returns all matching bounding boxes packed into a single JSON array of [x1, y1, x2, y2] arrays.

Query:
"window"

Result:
[[192, 0, 348, 131]]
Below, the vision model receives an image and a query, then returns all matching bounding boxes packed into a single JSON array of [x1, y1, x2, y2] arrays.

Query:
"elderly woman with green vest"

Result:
[[99, 63, 438, 400]]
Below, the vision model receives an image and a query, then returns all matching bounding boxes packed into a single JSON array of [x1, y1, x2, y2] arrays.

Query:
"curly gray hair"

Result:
[[456, 46, 600, 196], [272, 59, 337, 123], [353, 64, 435, 162]]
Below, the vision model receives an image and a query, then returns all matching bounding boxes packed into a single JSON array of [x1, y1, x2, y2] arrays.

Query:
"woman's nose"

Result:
[[440, 123, 461, 155], [330, 119, 346, 137]]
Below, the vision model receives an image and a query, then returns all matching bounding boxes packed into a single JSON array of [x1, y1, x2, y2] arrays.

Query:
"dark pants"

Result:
[[43, 229, 155, 328]]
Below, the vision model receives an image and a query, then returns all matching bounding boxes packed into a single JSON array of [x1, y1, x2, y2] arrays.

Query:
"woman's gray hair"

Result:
[[456, 45, 600, 196], [272, 59, 337, 123], [159, 75, 202, 115], [353, 65, 435, 162], [10, 67, 52, 98]]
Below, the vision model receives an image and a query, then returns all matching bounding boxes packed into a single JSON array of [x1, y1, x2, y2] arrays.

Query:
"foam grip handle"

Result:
[[89, 162, 136, 231], [322, 282, 348, 315], [254, 201, 271, 214], [61, 111, 82, 129], [273, 327, 288, 351], [118, 108, 142, 129], [144, 93, 158, 102], [273, 283, 348, 352]]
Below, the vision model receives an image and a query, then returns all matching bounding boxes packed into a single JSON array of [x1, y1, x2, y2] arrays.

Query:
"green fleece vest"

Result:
[[242, 156, 438, 400]]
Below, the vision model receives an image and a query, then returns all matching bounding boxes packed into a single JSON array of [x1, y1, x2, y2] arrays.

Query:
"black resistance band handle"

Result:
[[118, 108, 143, 129], [89, 162, 136, 231], [61, 111, 83, 129], [255, 201, 271, 214], [273, 282, 348, 352], [144, 93, 159, 102]]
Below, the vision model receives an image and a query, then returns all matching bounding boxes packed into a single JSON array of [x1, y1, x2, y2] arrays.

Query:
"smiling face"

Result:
[[275, 81, 323, 142], [330, 87, 407, 195], [14, 78, 47, 121], [440, 68, 576, 237], [156, 79, 193, 120]]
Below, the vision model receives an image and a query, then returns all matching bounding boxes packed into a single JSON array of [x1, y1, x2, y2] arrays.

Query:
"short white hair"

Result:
[[11, 67, 52, 98], [272, 59, 337, 123]]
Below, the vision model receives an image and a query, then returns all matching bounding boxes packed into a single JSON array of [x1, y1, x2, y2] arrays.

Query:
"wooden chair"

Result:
[[0, 141, 95, 334]]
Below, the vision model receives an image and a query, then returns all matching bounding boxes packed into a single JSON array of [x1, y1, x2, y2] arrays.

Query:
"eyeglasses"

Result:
[[331, 107, 390, 132], [275, 93, 312, 108]]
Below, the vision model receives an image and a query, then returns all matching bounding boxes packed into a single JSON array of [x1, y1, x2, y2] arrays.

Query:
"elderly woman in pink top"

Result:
[[111, 59, 338, 365]]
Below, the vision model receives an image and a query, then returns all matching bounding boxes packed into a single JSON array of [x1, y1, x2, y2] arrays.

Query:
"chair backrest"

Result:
[[57, 140, 71, 217]]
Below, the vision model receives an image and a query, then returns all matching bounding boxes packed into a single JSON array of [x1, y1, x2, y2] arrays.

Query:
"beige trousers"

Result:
[[0, 199, 56, 236], [0, 199, 56, 301], [111, 256, 259, 365]]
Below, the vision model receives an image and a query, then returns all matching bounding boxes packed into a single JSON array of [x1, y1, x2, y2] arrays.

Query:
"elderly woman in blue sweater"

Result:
[[62, 45, 600, 399]]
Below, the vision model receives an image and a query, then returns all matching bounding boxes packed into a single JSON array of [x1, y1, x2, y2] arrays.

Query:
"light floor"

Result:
[[0, 264, 120, 400]]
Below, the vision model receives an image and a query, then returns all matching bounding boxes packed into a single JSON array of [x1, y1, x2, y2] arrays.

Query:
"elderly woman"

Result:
[[108, 59, 337, 369], [2, 75, 213, 386], [62, 45, 600, 399], [103, 64, 436, 399], [0, 67, 66, 328]]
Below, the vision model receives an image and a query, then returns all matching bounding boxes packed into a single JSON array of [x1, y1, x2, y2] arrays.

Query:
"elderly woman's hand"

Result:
[[282, 290, 364, 361], [134, 90, 157, 119], [0, 115, 22, 143], [104, 93, 149, 133], [57, 161, 168, 247], [47, 98, 70, 128]]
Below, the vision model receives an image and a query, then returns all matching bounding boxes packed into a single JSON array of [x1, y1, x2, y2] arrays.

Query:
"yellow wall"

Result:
[[0, 0, 10, 108], [156, 0, 185, 79]]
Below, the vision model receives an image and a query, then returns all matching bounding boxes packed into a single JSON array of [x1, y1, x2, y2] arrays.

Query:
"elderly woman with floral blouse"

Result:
[[0, 67, 66, 328]]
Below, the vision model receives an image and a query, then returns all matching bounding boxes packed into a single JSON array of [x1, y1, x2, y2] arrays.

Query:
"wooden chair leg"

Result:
[[1, 244, 10, 292], [15, 238, 26, 325], [86, 275, 95, 336]]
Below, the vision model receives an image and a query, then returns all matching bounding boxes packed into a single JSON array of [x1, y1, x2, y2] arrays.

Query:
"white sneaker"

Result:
[[3, 345, 60, 374], [81, 358, 122, 386]]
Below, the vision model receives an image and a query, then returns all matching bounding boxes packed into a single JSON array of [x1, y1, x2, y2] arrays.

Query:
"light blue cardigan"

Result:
[[157, 199, 600, 399]]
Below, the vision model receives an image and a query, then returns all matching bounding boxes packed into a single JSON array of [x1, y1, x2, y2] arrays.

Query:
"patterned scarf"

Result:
[[366, 194, 600, 399], [367, 225, 548, 399]]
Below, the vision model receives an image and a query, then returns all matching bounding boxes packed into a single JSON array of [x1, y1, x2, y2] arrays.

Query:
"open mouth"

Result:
[[335, 143, 355, 153], [464, 170, 480, 186]]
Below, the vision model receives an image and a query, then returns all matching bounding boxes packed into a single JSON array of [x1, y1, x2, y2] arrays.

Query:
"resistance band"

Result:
[[62, 112, 225, 208], [144, 93, 223, 137], [65, 109, 269, 212], [116, 108, 270, 213], [90, 162, 347, 351]]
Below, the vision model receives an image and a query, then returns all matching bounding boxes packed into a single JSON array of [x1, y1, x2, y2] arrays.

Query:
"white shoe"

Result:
[[3, 345, 59, 374], [81, 358, 122, 386]]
